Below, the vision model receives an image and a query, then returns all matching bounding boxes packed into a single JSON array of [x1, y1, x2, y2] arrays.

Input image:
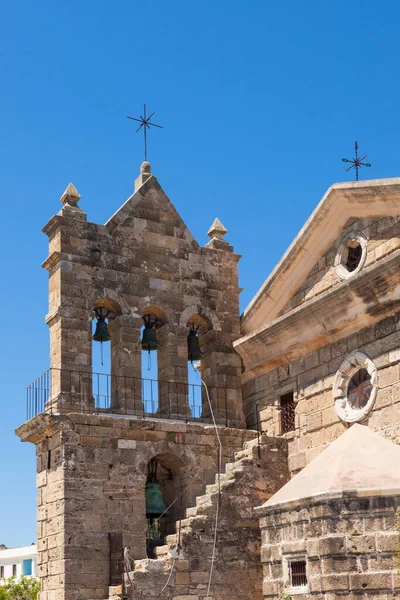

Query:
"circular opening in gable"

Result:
[[342, 240, 363, 273], [335, 233, 367, 280]]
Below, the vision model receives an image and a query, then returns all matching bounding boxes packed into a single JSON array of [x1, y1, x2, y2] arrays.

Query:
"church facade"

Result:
[[16, 167, 400, 600]]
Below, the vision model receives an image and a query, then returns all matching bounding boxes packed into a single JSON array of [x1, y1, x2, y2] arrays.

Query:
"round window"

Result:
[[335, 234, 367, 280], [333, 351, 378, 423]]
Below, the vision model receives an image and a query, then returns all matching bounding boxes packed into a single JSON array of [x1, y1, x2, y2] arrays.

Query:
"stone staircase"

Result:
[[122, 434, 289, 600]]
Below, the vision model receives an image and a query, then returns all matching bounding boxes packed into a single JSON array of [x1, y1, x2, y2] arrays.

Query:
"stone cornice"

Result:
[[42, 251, 61, 271], [42, 215, 63, 237], [235, 250, 400, 381], [255, 488, 400, 515], [241, 178, 400, 334], [15, 413, 66, 444]]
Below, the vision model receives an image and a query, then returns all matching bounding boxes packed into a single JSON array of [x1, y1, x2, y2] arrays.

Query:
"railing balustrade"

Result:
[[26, 368, 228, 426]]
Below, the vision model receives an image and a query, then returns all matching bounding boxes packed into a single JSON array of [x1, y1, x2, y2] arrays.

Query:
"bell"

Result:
[[141, 320, 161, 352], [187, 327, 203, 362], [92, 317, 111, 343], [145, 482, 168, 518]]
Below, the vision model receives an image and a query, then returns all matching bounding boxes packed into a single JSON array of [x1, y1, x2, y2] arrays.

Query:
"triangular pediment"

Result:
[[105, 175, 198, 249], [241, 178, 400, 335]]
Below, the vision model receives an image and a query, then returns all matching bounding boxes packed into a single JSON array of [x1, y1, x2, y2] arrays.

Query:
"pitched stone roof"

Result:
[[258, 424, 400, 511]]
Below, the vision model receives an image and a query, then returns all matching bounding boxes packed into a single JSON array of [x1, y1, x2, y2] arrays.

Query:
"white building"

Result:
[[0, 545, 37, 580]]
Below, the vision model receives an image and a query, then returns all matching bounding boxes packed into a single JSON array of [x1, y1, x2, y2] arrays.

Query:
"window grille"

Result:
[[290, 560, 307, 587], [280, 392, 295, 433]]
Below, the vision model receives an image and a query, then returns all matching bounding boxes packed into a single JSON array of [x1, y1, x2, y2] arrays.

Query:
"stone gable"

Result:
[[280, 215, 400, 316]]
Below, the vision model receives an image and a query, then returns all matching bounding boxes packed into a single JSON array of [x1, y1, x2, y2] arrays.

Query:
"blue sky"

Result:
[[1, 0, 399, 546]]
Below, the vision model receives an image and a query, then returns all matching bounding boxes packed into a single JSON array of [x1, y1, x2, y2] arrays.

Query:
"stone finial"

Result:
[[207, 218, 228, 241], [140, 161, 151, 174], [60, 183, 81, 207], [135, 161, 152, 192]]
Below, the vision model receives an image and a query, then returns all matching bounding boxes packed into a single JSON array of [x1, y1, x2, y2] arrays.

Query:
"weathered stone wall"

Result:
[[243, 312, 400, 475], [16, 413, 255, 600], [43, 174, 244, 425], [280, 216, 400, 315], [129, 435, 289, 600], [259, 494, 400, 599]]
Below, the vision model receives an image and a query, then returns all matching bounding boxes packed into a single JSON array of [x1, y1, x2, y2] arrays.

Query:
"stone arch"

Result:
[[93, 296, 122, 317], [140, 304, 169, 326], [179, 304, 221, 331], [143, 450, 196, 557]]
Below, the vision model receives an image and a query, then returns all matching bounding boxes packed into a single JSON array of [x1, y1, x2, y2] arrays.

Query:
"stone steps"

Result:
[[144, 435, 264, 563]]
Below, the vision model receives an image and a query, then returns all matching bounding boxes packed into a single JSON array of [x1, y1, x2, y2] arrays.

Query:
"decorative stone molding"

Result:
[[333, 351, 378, 423], [334, 232, 367, 279]]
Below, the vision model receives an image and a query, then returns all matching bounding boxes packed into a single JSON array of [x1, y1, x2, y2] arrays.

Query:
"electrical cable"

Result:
[[200, 377, 222, 600]]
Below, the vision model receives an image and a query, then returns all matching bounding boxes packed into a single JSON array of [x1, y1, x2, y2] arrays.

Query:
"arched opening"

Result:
[[145, 454, 191, 558], [140, 306, 167, 414], [186, 314, 212, 419], [92, 298, 122, 409]]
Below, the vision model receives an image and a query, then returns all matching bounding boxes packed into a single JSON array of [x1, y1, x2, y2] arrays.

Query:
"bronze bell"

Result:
[[145, 459, 168, 518], [187, 325, 203, 362], [92, 307, 111, 343], [145, 482, 168, 519], [141, 315, 161, 352]]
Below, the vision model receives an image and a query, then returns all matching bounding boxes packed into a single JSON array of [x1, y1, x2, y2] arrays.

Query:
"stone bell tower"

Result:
[[16, 162, 250, 600]]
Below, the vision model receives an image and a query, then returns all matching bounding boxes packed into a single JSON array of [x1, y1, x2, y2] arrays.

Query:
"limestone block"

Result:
[[379, 365, 399, 388], [306, 412, 322, 432], [347, 534, 376, 554], [320, 573, 349, 591], [350, 572, 392, 591], [375, 532, 400, 552], [319, 535, 346, 556]]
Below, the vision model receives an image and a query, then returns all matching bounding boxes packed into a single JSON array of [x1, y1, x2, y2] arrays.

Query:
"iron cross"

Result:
[[126, 104, 163, 162], [342, 141, 371, 181]]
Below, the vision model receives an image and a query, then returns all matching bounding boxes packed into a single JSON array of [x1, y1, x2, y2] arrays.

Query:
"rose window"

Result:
[[333, 351, 378, 423]]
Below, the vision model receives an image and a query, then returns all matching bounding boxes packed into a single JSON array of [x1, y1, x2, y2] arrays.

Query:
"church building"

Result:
[[16, 163, 400, 600]]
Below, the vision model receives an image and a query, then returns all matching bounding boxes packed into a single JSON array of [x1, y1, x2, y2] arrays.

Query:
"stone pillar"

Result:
[[157, 323, 190, 419], [43, 184, 94, 414], [109, 315, 143, 414], [200, 329, 243, 427], [202, 221, 245, 427]]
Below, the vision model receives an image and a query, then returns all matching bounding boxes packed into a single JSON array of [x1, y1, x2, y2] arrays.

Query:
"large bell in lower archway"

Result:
[[145, 482, 168, 519], [145, 459, 169, 558]]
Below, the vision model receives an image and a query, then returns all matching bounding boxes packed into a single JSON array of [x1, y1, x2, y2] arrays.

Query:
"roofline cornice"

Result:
[[241, 178, 400, 334], [235, 249, 400, 381]]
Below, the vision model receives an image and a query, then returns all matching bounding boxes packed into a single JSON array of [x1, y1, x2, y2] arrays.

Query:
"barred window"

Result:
[[290, 560, 307, 587], [280, 392, 295, 433]]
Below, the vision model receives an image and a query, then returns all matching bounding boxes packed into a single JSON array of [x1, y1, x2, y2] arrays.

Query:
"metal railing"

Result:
[[26, 368, 229, 425]]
